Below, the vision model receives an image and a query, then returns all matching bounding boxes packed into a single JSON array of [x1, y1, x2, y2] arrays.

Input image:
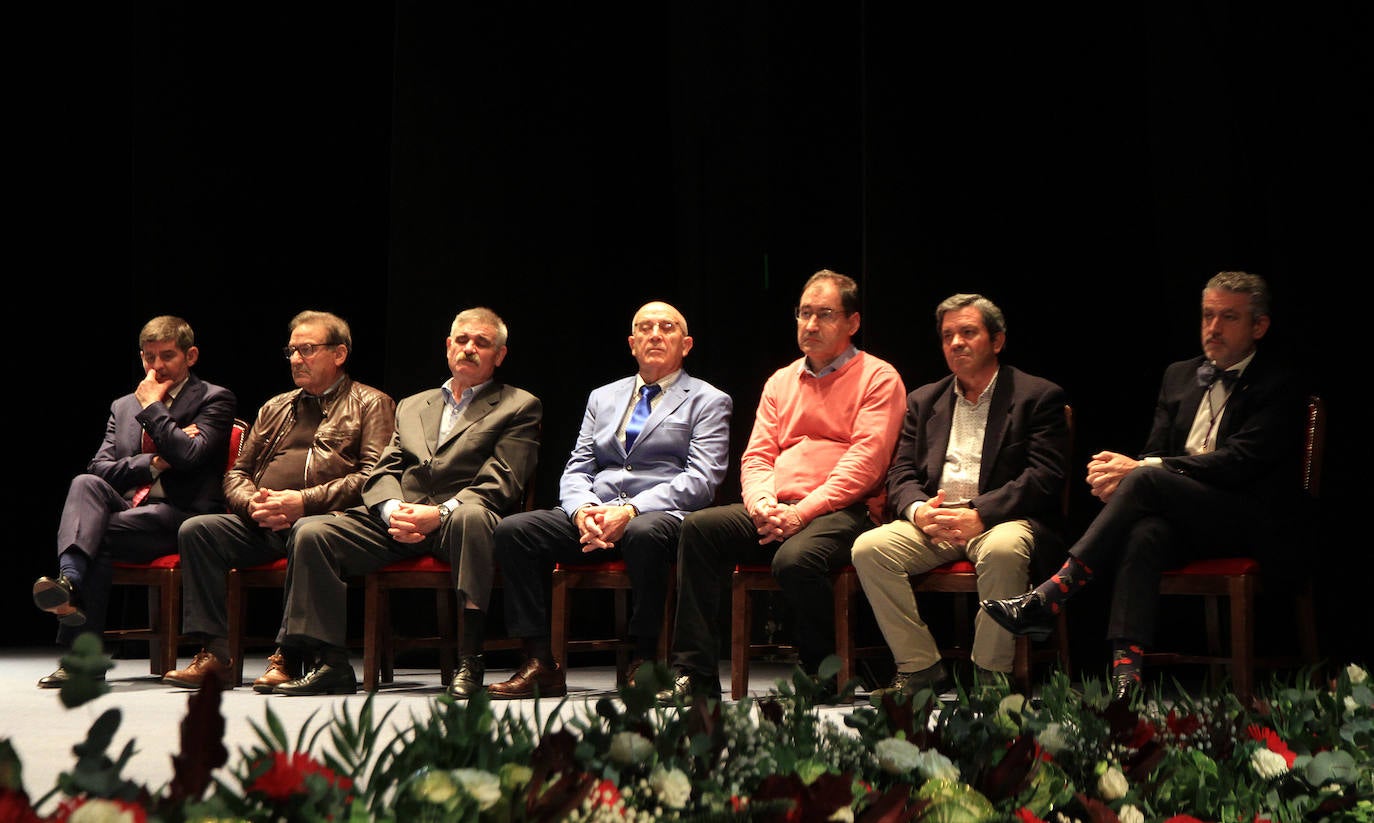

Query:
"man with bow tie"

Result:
[[486, 301, 732, 700], [982, 271, 1303, 699]]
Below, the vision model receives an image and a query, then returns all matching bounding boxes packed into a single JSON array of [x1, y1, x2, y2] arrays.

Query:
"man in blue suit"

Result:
[[32, 315, 237, 688], [487, 301, 732, 699]]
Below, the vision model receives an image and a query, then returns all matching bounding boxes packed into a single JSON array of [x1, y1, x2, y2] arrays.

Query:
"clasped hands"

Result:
[[749, 498, 803, 545], [575, 504, 636, 552], [913, 489, 984, 549], [249, 487, 307, 531], [387, 502, 447, 543], [1085, 450, 1141, 502]]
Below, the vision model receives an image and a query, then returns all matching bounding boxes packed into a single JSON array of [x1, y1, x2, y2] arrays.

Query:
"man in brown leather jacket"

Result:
[[162, 310, 396, 691]]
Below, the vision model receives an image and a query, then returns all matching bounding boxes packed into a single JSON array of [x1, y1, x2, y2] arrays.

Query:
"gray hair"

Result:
[[451, 307, 509, 349], [1205, 271, 1271, 319], [289, 310, 352, 351], [934, 293, 1006, 337]]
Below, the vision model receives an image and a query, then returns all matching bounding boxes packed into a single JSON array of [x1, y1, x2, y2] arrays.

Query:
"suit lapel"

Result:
[[627, 375, 693, 453], [925, 378, 956, 484], [439, 384, 500, 452], [980, 373, 1013, 491], [418, 391, 444, 457]]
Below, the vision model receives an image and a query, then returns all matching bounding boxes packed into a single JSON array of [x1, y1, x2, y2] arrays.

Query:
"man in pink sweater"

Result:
[[659, 270, 907, 703]]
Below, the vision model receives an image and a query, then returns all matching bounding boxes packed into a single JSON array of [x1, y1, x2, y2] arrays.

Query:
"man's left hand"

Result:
[[388, 502, 441, 543], [922, 506, 984, 548], [577, 505, 633, 551], [758, 502, 803, 545], [249, 488, 307, 531]]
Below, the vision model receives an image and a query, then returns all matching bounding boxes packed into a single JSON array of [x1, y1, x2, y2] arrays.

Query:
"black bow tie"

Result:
[[1197, 362, 1240, 388]]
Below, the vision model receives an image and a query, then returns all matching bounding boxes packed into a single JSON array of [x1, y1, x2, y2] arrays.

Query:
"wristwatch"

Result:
[[437, 500, 457, 524]]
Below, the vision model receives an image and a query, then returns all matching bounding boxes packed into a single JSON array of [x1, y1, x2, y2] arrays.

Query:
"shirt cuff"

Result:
[[1141, 457, 1164, 468]]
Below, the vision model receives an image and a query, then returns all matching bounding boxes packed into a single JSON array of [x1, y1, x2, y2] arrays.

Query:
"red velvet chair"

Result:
[[105, 417, 248, 674]]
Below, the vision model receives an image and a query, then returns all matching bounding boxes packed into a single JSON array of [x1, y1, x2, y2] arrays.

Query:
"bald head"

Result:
[[629, 301, 693, 383]]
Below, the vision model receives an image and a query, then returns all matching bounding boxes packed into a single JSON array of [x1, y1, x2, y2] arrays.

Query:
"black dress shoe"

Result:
[[33, 576, 86, 627], [274, 663, 358, 696], [447, 655, 485, 699], [980, 592, 1055, 641], [37, 666, 106, 689], [655, 670, 721, 705]]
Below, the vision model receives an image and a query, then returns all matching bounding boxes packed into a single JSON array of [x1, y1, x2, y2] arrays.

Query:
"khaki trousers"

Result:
[[851, 518, 1033, 673]]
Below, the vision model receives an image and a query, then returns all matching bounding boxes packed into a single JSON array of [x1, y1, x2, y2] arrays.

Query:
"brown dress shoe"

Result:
[[163, 649, 236, 690], [253, 650, 300, 694], [487, 658, 567, 700]]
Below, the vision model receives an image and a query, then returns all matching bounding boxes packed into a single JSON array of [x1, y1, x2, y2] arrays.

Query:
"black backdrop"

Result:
[[12, 3, 1370, 675]]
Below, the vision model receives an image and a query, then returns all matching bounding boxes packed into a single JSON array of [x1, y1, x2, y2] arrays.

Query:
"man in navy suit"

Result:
[[852, 293, 1070, 697], [32, 315, 237, 688], [982, 271, 1302, 699], [487, 301, 732, 700]]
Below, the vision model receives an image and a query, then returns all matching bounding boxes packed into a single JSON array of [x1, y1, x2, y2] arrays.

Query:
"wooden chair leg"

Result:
[[657, 576, 675, 663], [436, 589, 456, 686], [363, 576, 382, 691], [160, 571, 181, 676], [730, 578, 751, 700], [614, 589, 630, 683], [226, 571, 246, 685], [550, 572, 571, 670], [1230, 577, 1255, 702], [1203, 594, 1224, 687], [834, 572, 856, 689]]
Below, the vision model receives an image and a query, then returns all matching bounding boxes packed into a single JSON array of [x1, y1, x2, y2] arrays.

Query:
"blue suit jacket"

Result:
[[87, 372, 238, 514], [558, 370, 732, 519]]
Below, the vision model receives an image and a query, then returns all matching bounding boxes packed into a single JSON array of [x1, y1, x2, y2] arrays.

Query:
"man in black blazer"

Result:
[[32, 315, 237, 688], [270, 307, 542, 696], [852, 294, 1070, 697], [983, 271, 1302, 699]]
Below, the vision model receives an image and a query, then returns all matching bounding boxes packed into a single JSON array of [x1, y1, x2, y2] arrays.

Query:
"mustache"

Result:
[[456, 352, 481, 364]]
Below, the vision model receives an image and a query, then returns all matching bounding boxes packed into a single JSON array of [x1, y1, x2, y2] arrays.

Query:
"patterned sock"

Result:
[[58, 548, 88, 589], [1111, 642, 1145, 686], [1033, 555, 1094, 613]]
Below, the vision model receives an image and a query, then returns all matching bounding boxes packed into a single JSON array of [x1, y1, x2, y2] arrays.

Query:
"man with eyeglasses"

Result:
[[32, 316, 237, 688], [485, 301, 732, 700], [270, 307, 541, 695], [162, 310, 395, 691], [659, 270, 907, 703]]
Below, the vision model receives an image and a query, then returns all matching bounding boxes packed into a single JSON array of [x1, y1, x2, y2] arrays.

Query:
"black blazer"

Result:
[[885, 365, 1072, 572]]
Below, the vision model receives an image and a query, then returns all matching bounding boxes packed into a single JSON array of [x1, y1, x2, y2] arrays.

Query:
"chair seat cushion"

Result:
[[375, 555, 452, 573], [554, 560, 629, 573], [113, 554, 181, 570], [1164, 557, 1262, 576]]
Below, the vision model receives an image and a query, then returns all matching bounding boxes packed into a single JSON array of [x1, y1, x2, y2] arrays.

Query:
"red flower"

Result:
[[1126, 718, 1156, 749], [1015, 807, 1047, 823], [250, 751, 350, 801], [1246, 725, 1297, 768], [0, 789, 41, 823], [594, 778, 622, 810], [1163, 817, 1208, 823], [1165, 709, 1201, 738]]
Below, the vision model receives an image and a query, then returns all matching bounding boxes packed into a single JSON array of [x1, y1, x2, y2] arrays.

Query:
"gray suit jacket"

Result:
[[362, 381, 542, 517]]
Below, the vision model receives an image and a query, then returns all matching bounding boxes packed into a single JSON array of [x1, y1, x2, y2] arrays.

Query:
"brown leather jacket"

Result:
[[223, 375, 396, 520]]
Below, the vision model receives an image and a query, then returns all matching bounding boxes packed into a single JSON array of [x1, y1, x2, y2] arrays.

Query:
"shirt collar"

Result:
[[800, 345, 859, 378], [636, 369, 681, 394]]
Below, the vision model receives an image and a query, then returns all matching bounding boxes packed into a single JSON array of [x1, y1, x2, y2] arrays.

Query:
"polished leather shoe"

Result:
[[446, 655, 485, 699], [655, 670, 721, 705], [870, 661, 948, 699], [33, 576, 86, 627], [487, 658, 566, 700], [980, 591, 1055, 641], [274, 662, 358, 696], [163, 649, 236, 690], [37, 666, 106, 689], [253, 650, 303, 694]]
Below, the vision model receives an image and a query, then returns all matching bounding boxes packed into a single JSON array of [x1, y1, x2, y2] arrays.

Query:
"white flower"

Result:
[[609, 731, 656, 766], [1096, 765, 1128, 801], [998, 693, 1028, 718], [913, 749, 960, 782], [875, 737, 924, 774], [1251, 747, 1290, 780], [453, 768, 502, 811], [649, 767, 692, 809], [1346, 695, 1361, 713], [69, 800, 138, 823], [828, 807, 855, 822], [1118, 804, 1145, 823], [1348, 664, 1369, 685], [1037, 722, 1070, 757], [412, 770, 459, 804]]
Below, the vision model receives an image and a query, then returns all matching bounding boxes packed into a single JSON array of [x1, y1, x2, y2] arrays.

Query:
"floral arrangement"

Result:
[[2, 633, 1372, 822]]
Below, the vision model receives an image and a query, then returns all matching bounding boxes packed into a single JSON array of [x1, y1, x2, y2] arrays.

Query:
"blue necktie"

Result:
[[624, 384, 661, 451]]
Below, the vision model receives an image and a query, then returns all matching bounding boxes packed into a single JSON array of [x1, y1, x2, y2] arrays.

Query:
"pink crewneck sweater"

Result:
[[740, 350, 907, 524]]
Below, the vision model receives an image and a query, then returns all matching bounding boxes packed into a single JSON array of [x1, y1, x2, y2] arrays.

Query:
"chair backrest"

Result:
[[227, 418, 249, 473], [1301, 395, 1325, 498], [1062, 404, 1074, 520]]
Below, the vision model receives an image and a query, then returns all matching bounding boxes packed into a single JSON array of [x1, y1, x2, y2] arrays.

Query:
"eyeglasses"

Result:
[[282, 343, 339, 359], [794, 307, 846, 323], [634, 320, 680, 335]]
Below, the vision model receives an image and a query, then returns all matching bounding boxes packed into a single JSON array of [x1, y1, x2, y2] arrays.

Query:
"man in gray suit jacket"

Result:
[[852, 293, 1070, 698], [270, 307, 542, 696], [485, 301, 731, 700]]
